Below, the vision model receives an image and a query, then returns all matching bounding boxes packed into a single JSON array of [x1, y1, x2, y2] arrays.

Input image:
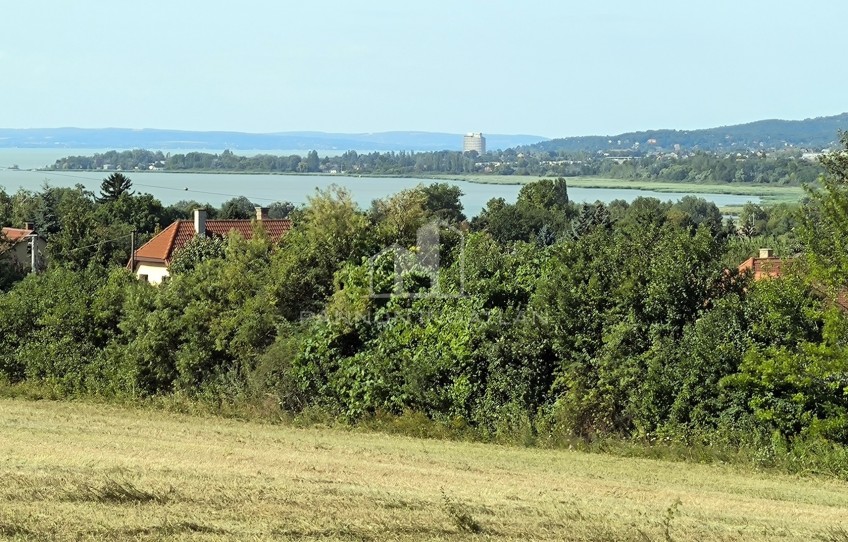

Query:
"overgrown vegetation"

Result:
[[3, 137, 848, 477]]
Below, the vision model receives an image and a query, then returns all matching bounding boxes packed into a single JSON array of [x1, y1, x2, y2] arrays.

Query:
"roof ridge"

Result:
[[133, 220, 184, 253], [206, 218, 292, 222], [131, 218, 292, 267]]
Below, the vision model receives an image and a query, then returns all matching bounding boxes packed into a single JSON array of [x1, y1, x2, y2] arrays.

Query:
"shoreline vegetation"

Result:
[[44, 146, 821, 202], [33, 167, 805, 203], [431, 174, 804, 201]]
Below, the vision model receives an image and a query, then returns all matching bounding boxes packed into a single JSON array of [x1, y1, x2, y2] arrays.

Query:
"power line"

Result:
[[68, 233, 134, 254]]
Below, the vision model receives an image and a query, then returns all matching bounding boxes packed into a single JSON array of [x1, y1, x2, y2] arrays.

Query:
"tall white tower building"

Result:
[[463, 132, 486, 154]]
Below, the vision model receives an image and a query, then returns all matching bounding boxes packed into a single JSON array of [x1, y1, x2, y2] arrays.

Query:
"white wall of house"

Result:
[[0, 239, 47, 271], [135, 262, 170, 284]]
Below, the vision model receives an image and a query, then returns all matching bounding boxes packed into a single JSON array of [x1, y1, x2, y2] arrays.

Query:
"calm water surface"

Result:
[[0, 149, 759, 215]]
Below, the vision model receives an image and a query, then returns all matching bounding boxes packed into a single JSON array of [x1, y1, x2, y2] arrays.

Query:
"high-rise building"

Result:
[[463, 132, 486, 154]]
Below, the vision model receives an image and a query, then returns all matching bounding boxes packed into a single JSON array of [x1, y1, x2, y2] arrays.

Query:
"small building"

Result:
[[738, 248, 848, 312], [738, 248, 784, 280], [0, 223, 47, 273], [463, 132, 486, 155], [129, 208, 292, 284]]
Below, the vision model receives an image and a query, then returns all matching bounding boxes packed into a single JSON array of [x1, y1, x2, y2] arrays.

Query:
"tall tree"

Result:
[[306, 150, 320, 173], [801, 133, 848, 292], [421, 183, 465, 223], [98, 173, 133, 202], [219, 196, 255, 219]]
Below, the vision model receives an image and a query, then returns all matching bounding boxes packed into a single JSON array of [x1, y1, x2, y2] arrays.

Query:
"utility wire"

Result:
[[67, 233, 134, 253]]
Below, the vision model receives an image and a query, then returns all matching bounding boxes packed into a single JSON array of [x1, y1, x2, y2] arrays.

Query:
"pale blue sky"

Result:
[[1, 0, 845, 137]]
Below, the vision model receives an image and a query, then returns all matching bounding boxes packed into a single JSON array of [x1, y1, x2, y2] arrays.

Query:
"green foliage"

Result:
[[801, 133, 848, 293], [169, 234, 227, 275], [50, 145, 825, 184], [370, 187, 429, 247], [267, 185, 373, 321], [421, 183, 465, 223], [219, 196, 255, 219], [0, 267, 141, 394], [472, 178, 575, 244], [97, 172, 133, 203]]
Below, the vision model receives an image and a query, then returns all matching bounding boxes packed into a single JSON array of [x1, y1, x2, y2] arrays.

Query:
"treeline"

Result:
[[5, 135, 848, 475], [49, 148, 823, 185], [50, 149, 168, 171], [595, 151, 822, 185]]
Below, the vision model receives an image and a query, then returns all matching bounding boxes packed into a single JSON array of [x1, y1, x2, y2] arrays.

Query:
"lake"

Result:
[[0, 149, 759, 215]]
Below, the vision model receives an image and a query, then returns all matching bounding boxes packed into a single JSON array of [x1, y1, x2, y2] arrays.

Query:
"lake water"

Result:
[[0, 149, 759, 215]]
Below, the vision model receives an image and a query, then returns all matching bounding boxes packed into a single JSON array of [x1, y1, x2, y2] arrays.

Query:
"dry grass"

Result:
[[2, 399, 848, 540]]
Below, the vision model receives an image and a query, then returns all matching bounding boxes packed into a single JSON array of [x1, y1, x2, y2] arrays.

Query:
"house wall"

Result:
[[0, 239, 47, 271], [135, 262, 170, 284]]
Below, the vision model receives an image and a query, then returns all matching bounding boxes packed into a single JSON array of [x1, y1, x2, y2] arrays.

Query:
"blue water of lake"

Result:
[[0, 149, 759, 216]]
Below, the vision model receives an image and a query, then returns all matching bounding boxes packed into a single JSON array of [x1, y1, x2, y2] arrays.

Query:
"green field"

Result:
[[2, 399, 848, 541], [432, 175, 804, 204]]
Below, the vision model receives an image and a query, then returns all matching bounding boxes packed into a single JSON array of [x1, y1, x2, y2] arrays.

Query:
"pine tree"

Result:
[[98, 173, 133, 203]]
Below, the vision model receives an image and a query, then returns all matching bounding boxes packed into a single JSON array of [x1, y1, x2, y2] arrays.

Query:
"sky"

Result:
[[1, 0, 846, 138]]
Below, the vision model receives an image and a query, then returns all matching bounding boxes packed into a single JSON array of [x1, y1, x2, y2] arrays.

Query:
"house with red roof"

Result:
[[1, 223, 47, 272], [737, 248, 785, 280], [738, 248, 848, 312], [130, 208, 292, 284]]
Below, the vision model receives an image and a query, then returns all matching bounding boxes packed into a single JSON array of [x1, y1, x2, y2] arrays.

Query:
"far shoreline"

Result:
[[30, 168, 803, 203]]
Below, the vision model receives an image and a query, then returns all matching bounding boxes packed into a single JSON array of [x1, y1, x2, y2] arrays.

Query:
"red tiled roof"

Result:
[[738, 253, 848, 313], [738, 256, 784, 280], [1, 227, 34, 243], [133, 219, 292, 264]]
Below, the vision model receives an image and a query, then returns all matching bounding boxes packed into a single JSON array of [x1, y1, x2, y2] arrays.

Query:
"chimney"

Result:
[[759, 248, 773, 259], [255, 206, 269, 221], [193, 208, 207, 236], [24, 221, 35, 231]]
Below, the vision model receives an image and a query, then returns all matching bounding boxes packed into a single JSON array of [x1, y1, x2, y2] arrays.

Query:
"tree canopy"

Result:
[[98, 172, 134, 203]]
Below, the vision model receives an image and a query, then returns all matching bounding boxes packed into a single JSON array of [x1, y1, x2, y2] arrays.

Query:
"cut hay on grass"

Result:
[[2, 398, 847, 540]]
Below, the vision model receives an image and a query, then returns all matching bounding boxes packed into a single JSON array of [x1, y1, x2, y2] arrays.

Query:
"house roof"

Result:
[[132, 219, 292, 264], [738, 256, 784, 280], [738, 253, 848, 312], [1, 227, 34, 243]]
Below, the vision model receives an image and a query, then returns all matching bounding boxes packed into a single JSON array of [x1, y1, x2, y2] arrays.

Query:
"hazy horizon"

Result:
[[2, 1, 846, 138], [2, 110, 846, 139]]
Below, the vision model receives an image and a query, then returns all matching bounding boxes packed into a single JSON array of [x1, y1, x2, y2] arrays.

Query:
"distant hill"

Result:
[[528, 113, 848, 154], [0, 128, 547, 152]]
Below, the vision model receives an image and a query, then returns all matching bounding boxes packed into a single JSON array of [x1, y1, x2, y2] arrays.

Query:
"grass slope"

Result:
[[2, 399, 847, 541]]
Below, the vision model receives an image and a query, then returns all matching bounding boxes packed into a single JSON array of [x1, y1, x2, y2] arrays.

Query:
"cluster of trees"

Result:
[[4, 138, 848, 469], [50, 149, 167, 171], [594, 151, 822, 185], [50, 147, 823, 185], [0, 173, 296, 274]]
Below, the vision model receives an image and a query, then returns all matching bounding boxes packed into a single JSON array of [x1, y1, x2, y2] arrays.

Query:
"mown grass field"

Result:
[[2, 399, 848, 541]]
